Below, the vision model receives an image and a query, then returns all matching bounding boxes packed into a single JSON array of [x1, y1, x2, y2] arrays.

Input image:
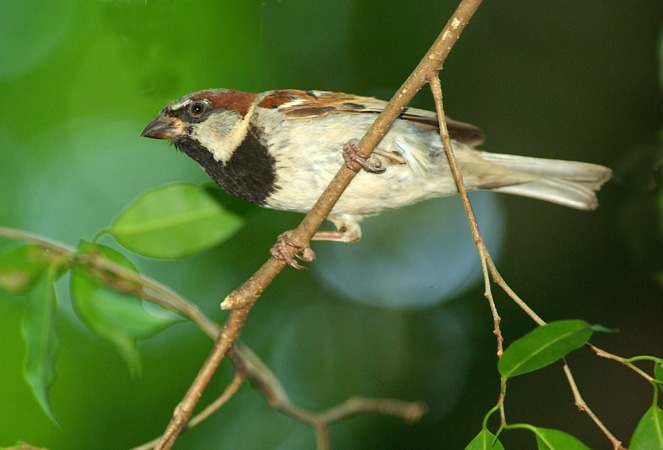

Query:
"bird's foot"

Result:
[[270, 231, 316, 270], [343, 139, 386, 174]]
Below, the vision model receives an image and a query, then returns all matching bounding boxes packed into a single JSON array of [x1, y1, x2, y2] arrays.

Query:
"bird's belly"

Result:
[[264, 162, 459, 217], [261, 115, 462, 216]]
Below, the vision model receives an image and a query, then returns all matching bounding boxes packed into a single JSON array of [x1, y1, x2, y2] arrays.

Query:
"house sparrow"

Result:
[[142, 89, 611, 266]]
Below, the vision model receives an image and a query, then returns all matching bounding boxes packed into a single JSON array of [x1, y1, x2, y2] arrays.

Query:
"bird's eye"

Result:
[[190, 102, 206, 116]]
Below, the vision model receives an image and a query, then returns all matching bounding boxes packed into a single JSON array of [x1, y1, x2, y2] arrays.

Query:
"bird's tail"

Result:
[[478, 152, 612, 210]]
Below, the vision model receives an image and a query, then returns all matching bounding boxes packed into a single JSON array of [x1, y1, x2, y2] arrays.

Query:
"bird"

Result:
[[142, 88, 611, 268]]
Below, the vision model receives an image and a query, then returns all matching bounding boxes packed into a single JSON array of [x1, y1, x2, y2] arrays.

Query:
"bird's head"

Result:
[[141, 89, 258, 163]]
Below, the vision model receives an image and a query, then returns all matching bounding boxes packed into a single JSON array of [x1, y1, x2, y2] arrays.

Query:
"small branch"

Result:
[[428, 75, 504, 357], [588, 344, 655, 382], [303, 396, 428, 449], [155, 306, 252, 450], [130, 373, 245, 450], [231, 342, 426, 448], [0, 226, 75, 254], [423, 79, 548, 333], [77, 252, 221, 339], [561, 360, 626, 450], [498, 378, 507, 427], [135, 342, 426, 450], [485, 255, 546, 326], [0, 226, 221, 339], [190, 373, 245, 427], [316, 423, 331, 450], [317, 396, 427, 424], [483, 257, 504, 357]]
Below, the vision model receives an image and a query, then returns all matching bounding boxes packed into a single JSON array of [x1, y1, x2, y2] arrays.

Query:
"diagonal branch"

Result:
[[129, 373, 245, 450], [561, 360, 625, 450], [153, 1, 484, 448]]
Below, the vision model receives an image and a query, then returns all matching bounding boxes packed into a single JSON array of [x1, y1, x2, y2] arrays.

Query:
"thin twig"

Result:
[[0, 226, 75, 254], [498, 379, 507, 427], [428, 75, 504, 356], [232, 340, 427, 445], [83, 252, 221, 339], [129, 372, 245, 450], [561, 360, 626, 450], [485, 255, 546, 326], [407, 77, 549, 335], [315, 423, 331, 450], [587, 344, 654, 382], [0, 227, 222, 339], [155, 306, 252, 450], [482, 257, 504, 357], [317, 396, 427, 424]]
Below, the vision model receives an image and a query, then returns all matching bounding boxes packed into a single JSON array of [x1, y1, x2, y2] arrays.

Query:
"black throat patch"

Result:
[[174, 125, 277, 206]]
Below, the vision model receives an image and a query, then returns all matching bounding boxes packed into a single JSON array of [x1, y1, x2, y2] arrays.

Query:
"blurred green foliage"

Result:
[[0, 1, 662, 449]]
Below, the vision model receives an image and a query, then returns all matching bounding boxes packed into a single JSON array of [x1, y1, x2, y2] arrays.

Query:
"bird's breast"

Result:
[[175, 125, 278, 206]]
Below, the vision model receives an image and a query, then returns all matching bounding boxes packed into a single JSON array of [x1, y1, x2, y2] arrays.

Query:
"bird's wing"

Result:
[[257, 90, 485, 147]]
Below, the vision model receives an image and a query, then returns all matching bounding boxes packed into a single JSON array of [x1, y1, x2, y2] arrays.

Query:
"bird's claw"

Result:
[[343, 139, 386, 174], [270, 231, 316, 270]]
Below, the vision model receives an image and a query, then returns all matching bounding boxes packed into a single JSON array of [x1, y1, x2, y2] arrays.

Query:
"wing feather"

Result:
[[260, 90, 484, 147]]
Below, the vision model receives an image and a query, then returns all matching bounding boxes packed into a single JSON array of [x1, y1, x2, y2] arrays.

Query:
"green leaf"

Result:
[[533, 427, 591, 450], [70, 242, 179, 376], [21, 269, 61, 424], [630, 405, 663, 450], [465, 429, 505, 450], [589, 324, 618, 334], [655, 362, 663, 392], [498, 320, 592, 378], [0, 245, 57, 293], [109, 183, 244, 258]]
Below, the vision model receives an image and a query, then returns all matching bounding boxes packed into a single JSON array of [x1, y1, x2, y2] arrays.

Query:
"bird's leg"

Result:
[[343, 139, 386, 173], [311, 228, 361, 243], [311, 218, 362, 243], [270, 231, 316, 270]]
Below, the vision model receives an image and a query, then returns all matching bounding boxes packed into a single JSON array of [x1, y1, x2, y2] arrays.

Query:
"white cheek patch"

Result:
[[192, 102, 257, 163]]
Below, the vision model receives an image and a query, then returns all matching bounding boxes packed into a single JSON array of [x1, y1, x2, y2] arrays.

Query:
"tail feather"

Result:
[[479, 152, 612, 210]]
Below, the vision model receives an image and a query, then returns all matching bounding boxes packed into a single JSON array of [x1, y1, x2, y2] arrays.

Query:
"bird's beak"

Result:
[[141, 114, 185, 140]]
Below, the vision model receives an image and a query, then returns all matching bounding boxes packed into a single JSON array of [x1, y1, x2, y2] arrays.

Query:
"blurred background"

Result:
[[1, 1, 662, 449]]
